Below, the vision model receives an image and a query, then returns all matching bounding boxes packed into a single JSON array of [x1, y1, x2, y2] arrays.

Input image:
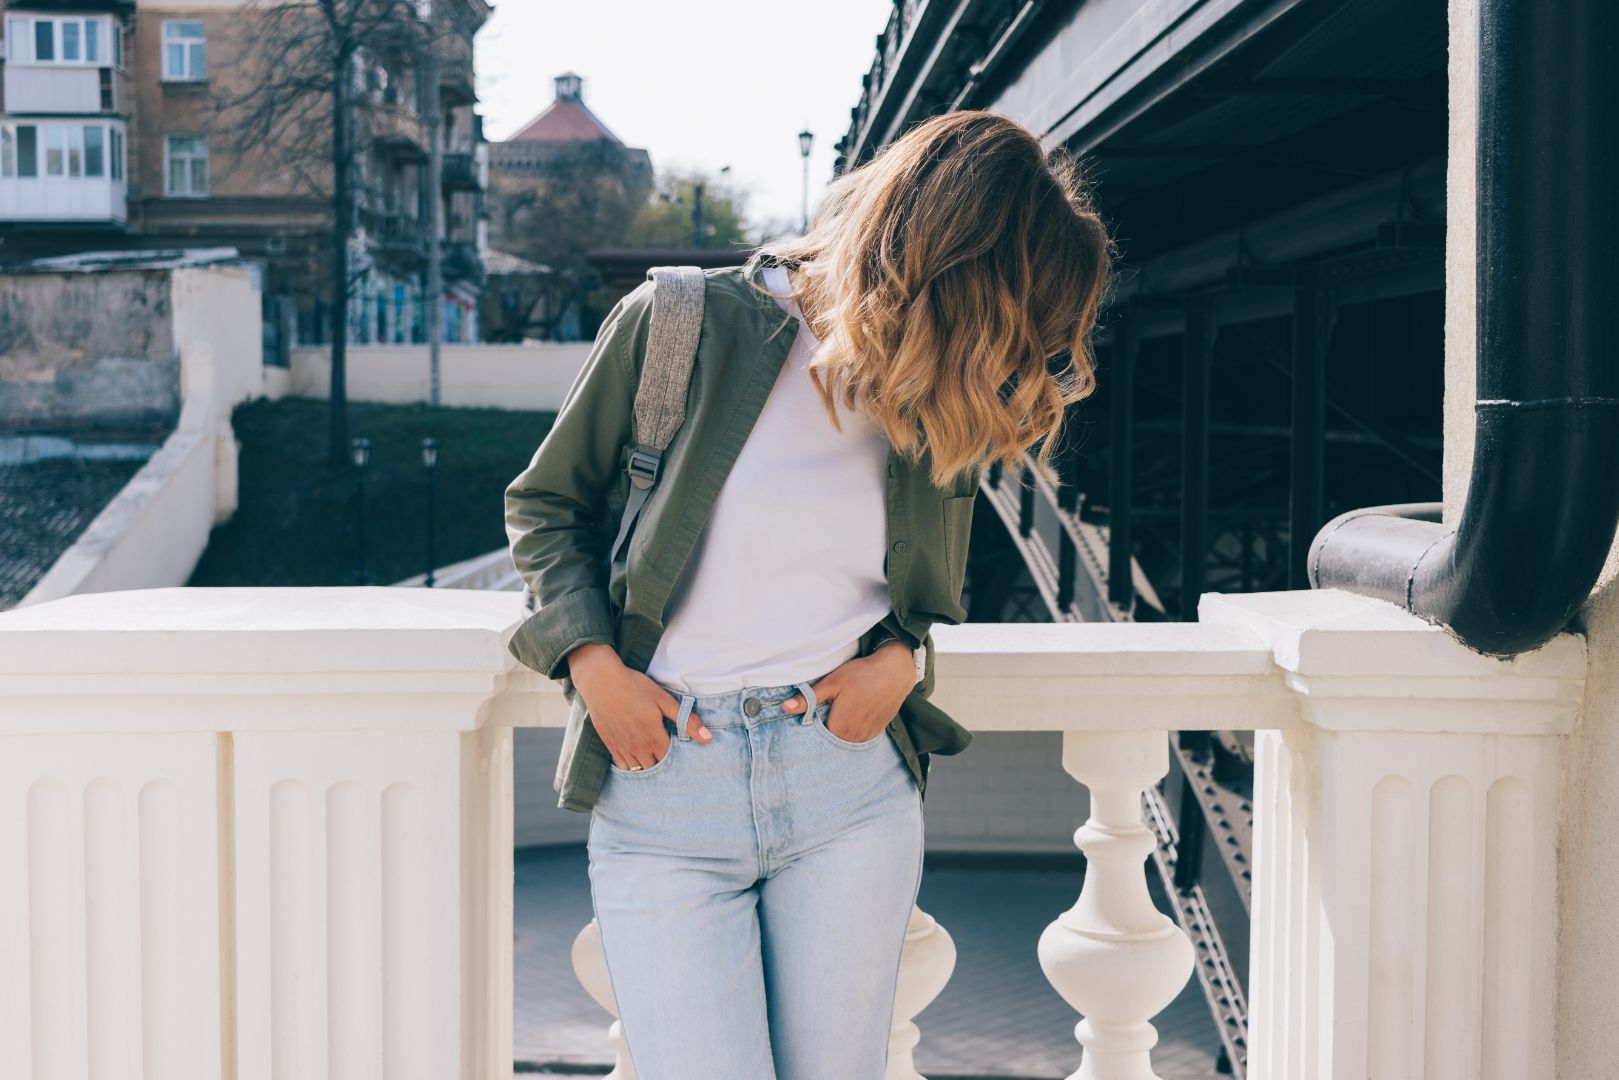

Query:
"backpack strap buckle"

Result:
[[626, 446, 662, 489]]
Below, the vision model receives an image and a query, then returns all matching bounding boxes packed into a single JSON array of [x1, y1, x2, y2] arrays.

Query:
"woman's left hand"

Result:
[[782, 640, 917, 743]]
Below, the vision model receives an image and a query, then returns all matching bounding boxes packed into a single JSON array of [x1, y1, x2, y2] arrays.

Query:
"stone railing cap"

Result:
[[0, 586, 527, 676], [1199, 588, 1588, 681]]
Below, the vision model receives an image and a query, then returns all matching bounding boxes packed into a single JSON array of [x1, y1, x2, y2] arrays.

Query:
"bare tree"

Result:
[[209, 0, 447, 469], [488, 138, 652, 340]]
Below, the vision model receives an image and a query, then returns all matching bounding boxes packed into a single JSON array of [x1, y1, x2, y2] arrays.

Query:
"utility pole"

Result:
[[422, 22, 444, 407]]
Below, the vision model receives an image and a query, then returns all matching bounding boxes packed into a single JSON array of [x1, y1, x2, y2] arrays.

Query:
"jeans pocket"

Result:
[[607, 722, 678, 776], [810, 701, 888, 750]]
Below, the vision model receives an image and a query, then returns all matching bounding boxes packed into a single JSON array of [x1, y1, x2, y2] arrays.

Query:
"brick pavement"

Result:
[[514, 845, 1223, 1079], [0, 457, 144, 608]]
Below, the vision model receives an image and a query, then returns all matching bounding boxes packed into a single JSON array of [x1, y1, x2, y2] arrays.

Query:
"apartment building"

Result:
[[0, 0, 491, 356]]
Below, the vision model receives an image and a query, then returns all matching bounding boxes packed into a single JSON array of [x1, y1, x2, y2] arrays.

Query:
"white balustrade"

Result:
[[1201, 590, 1582, 1080], [0, 586, 524, 1080], [0, 584, 1588, 1079]]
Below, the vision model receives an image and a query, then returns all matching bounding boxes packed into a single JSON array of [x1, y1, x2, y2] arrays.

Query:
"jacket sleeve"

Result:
[[504, 282, 655, 680], [866, 610, 922, 652], [867, 609, 930, 686]]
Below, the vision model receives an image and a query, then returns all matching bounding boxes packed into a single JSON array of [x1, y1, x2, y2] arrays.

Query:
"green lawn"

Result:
[[188, 396, 556, 587]]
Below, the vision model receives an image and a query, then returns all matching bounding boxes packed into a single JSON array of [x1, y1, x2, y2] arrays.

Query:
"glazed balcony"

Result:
[[3, 62, 129, 115], [0, 586, 1580, 1079], [0, 172, 126, 224], [0, 117, 129, 224], [0, 0, 131, 9]]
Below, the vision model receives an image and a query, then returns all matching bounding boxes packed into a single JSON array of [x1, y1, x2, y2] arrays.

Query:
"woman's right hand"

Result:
[[566, 643, 713, 770]]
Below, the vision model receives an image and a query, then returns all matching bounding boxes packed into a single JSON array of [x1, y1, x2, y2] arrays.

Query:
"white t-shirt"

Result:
[[644, 264, 893, 695]]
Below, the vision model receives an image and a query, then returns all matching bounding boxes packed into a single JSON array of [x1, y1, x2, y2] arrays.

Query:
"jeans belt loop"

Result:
[[672, 693, 696, 740], [793, 679, 819, 725]]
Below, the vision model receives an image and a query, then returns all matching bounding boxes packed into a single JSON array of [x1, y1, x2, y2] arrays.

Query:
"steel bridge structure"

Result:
[[837, 1, 1448, 1073]]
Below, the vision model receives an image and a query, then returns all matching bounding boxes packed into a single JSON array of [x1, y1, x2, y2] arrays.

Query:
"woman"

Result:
[[504, 109, 1111, 1079]]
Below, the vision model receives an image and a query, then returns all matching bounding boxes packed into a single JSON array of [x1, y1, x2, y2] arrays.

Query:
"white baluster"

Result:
[[886, 905, 957, 1080], [1038, 730, 1194, 1080], [573, 918, 638, 1079]]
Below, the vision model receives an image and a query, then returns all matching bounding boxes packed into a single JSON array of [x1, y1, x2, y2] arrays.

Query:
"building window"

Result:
[[84, 126, 104, 177], [165, 135, 208, 196], [39, 126, 92, 178], [163, 21, 206, 81], [16, 126, 37, 177], [0, 121, 123, 180], [7, 16, 113, 65]]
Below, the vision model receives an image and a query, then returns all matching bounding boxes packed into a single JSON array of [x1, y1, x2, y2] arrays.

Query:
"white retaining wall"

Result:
[[280, 343, 593, 412], [20, 266, 263, 607]]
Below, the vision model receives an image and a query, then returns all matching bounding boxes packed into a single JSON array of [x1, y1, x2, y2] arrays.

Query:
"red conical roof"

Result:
[[507, 73, 624, 144]]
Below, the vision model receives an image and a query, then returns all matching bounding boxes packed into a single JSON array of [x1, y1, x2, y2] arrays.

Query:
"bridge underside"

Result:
[[846, 1, 1449, 1073]]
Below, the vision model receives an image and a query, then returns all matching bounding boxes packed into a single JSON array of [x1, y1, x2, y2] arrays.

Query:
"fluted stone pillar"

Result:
[[1203, 589, 1583, 1080]]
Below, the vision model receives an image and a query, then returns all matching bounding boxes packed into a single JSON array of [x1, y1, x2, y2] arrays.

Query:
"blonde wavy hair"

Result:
[[745, 109, 1113, 489]]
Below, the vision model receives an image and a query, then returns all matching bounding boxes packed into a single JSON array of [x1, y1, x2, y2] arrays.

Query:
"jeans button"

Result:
[[743, 696, 762, 717]]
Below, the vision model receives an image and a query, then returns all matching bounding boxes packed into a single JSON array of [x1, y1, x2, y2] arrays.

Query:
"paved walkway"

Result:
[[0, 457, 144, 608], [515, 845, 1223, 1079]]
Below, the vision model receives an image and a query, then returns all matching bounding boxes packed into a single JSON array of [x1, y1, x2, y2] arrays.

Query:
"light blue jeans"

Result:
[[586, 676, 925, 1080]]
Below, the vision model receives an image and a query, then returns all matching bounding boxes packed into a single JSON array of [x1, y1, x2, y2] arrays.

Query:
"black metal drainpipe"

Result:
[[1307, 0, 1619, 657]]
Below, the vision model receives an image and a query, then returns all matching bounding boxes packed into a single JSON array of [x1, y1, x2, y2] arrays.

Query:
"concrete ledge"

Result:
[[283, 342, 593, 411]]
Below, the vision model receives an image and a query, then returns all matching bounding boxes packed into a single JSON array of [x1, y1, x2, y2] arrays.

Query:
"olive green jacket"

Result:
[[504, 257, 976, 813]]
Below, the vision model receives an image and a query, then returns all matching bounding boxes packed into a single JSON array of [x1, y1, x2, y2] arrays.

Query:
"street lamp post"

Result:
[[692, 182, 705, 250], [421, 437, 439, 587], [350, 437, 371, 585], [798, 128, 814, 234]]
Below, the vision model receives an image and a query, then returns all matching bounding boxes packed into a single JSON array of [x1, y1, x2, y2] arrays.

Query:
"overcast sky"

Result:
[[474, 0, 891, 236]]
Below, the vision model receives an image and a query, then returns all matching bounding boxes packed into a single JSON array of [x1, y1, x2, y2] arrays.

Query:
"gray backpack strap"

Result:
[[608, 265, 706, 565]]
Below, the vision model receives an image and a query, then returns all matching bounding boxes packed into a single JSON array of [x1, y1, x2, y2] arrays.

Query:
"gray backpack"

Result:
[[521, 265, 706, 623], [604, 264, 707, 567]]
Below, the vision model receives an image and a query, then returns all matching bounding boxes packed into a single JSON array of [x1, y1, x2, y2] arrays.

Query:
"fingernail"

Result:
[[786, 697, 801, 710], [699, 725, 712, 738]]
